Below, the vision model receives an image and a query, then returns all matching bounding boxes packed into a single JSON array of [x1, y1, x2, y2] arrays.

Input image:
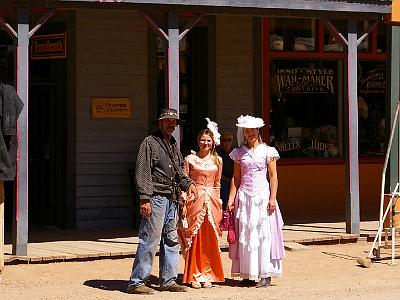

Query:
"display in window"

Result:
[[358, 61, 386, 156], [269, 18, 315, 52], [269, 60, 340, 158], [323, 20, 345, 52]]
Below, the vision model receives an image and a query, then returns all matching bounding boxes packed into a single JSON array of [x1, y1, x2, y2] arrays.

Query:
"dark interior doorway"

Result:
[[28, 24, 68, 229], [28, 82, 67, 228]]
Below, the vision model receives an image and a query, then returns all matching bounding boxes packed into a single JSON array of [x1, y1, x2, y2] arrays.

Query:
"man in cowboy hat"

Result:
[[127, 108, 197, 295]]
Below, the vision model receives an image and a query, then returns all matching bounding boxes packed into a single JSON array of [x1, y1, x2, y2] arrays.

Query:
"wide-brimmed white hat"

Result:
[[236, 115, 265, 128]]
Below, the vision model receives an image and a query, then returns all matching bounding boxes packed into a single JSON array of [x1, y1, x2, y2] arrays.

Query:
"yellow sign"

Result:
[[31, 33, 66, 59], [393, 0, 400, 22], [91, 98, 132, 118]]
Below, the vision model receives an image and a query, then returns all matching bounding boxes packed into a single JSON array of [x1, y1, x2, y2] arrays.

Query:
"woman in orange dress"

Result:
[[178, 120, 224, 289]]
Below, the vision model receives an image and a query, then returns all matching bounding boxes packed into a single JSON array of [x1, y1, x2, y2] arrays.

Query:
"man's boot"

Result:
[[127, 284, 155, 295]]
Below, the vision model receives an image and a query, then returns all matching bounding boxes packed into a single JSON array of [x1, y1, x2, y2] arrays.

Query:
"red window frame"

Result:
[[262, 17, 386, 165]]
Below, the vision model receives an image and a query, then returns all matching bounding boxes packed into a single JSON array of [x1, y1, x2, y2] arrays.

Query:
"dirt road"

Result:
[[1, 241, 399, 299]]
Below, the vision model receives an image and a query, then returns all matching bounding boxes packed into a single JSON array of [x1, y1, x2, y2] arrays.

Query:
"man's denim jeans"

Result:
[[129, 195, 179, 287]]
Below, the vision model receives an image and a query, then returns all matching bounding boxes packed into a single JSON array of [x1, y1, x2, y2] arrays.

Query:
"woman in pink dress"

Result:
[[178, 119, 224, 289], [227, 115, 285, 288]]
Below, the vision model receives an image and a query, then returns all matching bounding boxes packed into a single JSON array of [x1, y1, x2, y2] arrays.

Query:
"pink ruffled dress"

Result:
[[229, 144, 285, 280], [178, 153, 224, 284]]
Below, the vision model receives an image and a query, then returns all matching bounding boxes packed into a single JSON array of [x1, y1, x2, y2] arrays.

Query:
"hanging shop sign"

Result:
[[31, 33, 66, 59], [359, 62, 386, 96], [91, 97, 132, 118]]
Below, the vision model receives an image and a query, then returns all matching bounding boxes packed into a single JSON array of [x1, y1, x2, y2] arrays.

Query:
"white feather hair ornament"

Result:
[[205, 118, 221, 146]]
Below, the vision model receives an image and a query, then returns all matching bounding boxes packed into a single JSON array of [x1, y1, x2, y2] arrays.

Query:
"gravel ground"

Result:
[[1, 241, 400, 300]]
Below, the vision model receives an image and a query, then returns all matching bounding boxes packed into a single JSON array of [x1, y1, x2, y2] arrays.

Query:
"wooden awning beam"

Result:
[[321, 18, 348, 46], [0, 16, 18, 39], [29, 8, 56, 38], [357, 19, 379, 46], [179, 13, 203, 41]]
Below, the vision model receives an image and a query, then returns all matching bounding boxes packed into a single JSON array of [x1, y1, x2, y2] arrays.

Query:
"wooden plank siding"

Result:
[[215, 16, 255, 137], [75, 9, 148, 228]]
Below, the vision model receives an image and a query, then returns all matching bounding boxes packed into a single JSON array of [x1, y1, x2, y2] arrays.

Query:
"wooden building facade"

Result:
[[0, 1, 398, 255]]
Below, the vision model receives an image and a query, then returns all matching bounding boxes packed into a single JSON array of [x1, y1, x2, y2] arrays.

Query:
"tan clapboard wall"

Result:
[[215, 16, 254, 137], [75, 9, 148, 228]]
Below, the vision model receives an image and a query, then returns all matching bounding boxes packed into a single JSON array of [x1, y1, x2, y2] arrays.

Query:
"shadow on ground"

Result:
[[84, 276, 242, 293]]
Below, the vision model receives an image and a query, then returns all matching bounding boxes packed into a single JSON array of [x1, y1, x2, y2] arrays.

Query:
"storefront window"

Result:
[[0, 30, 14, 84], [358, 61, 386, 156], [269, 60, 340, 158], [357, 20, 370, 53], [377, 23, 386, 53], [269, 18, 315, 52]]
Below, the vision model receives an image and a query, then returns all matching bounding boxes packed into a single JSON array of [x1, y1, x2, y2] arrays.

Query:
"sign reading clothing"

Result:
[[92, 98, 132, 118], [31, 33, 66, 59]]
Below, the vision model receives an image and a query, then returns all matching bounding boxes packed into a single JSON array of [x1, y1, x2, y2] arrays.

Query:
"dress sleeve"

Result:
[[266, 146, 280, 164], [183, 155, 190, 177], [229, 148, 240, 161]]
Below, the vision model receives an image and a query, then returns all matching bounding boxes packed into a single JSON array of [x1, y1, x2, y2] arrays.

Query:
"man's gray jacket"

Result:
[[135, 130, 193, 201]]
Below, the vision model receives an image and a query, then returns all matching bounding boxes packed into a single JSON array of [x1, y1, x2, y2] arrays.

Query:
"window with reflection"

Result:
[[269, 60, 341, 158], [0, 30, 14, 84], [377, 23, 386, 53], [269, 18, 316, 52], [357, 20, 371, 53], [358, 61, 386, 156], [323, 20, 345, 52]]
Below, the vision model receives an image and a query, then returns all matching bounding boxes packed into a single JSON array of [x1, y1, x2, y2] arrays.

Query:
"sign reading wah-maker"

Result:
[[31, 33, 66, 59], [92, 97, 132, 119]]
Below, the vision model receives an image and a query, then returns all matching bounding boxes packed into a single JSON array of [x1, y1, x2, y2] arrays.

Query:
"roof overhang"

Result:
[[56, 0, 392, 13], [0, 1, 392, 19]]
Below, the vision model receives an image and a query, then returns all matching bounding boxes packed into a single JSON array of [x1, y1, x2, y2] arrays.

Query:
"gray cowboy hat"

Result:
[[157, 108, 184, 125]]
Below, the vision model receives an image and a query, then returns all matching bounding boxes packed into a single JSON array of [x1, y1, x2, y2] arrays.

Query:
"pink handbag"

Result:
[[219, 210, 231, 231], [220, 210, 236, 244], [227, 223, 236, 244]]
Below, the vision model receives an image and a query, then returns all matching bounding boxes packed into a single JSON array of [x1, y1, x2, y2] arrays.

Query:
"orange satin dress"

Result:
[[178, 153, 225, 284]]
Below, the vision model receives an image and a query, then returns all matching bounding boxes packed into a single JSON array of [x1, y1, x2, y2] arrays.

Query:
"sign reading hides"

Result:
[[31, 33, 66, 59], [92, 98, 132, 118]]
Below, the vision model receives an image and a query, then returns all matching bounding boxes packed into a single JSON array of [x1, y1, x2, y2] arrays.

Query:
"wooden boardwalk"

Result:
[[2, 221, 379, 265]]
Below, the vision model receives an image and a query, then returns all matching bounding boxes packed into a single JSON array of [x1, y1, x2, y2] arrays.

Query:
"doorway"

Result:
[[28, 57, 68, 228]]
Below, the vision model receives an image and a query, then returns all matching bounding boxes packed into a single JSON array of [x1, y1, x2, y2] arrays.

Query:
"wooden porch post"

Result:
[[13, 7, 30, 256], [345, 19, 360, 234], [167, 11, 181, 144], [142, 11, 202, 146], [387, 25, 400, 195]]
